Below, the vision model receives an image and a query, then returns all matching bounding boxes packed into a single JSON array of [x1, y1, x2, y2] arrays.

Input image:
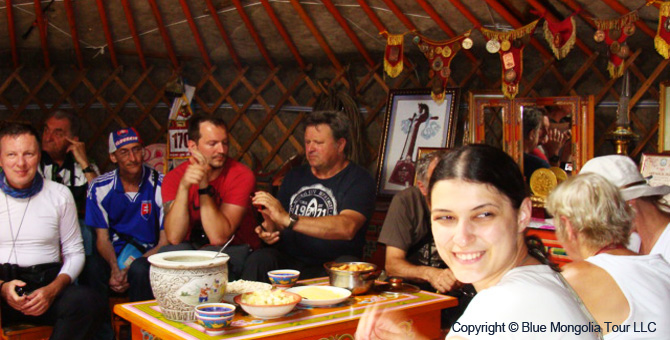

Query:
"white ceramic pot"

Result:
[[149, 250, 229, 322]]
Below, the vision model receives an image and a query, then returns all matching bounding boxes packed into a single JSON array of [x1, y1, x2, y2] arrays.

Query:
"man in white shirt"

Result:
[[0, 123, 104, 340]]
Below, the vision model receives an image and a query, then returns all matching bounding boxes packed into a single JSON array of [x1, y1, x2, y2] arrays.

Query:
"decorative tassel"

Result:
[[543, 16, 576, 60], [384, 33, 405, 78], [655, 2, 670, 59], [607, 61, 625, 79]]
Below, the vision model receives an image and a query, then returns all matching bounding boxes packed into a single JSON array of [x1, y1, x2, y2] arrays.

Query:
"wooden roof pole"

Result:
[[289, 0, 342, 70], [120, 0, 147, 71], [95, 0, 118, 68], [321, 0, 375, 67], [599, 0, 655, 38], [33, 0, 50, 68], [449, 0, 482, 29], [231, 0, 276, 69], [6, 0, 18, 68], [481, 0, 554, 60], [63, 0, 83, 69], [415, 0, 480, 64], [380, 0, 417, 31], [204, 0, 242, 70], [147, 0, 180, 69], [178, 0, 212, 69], [355, 0, 386, 32], [259, 0, 306, 70]]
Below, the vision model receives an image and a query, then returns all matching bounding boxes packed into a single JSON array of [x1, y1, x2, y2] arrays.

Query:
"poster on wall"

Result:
[[376, 88, 459, 196]]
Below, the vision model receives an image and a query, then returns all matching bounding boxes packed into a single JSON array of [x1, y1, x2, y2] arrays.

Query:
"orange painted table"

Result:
[[114, 277, 458, 340]]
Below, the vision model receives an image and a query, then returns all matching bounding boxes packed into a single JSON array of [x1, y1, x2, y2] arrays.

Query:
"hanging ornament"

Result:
[[481, 20, 539, 99], [594, 30, 606, 42], [413, 31, 469, 104], [543, 14, 577, 59], [655, 2, 670, 59], [501, 39, 511, 52], [594, 11, 639, 79], [618, 44, 631, 59], [623, 23, 635, 36], [462, 37, 473, 49], [383, 32, 406, 78], [486, 39, 501, 53]]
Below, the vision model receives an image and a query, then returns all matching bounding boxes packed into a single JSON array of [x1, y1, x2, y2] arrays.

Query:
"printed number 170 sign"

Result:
[[168, 120, 190, 158]]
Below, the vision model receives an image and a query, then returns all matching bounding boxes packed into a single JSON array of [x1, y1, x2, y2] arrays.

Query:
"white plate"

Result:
[[286, 286, 351, 307]]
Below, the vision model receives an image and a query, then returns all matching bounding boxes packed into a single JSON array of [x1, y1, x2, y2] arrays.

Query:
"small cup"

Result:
[[195, 314, 233, 334], [195, 303, 236, 318], [268, 269, 300, 288]]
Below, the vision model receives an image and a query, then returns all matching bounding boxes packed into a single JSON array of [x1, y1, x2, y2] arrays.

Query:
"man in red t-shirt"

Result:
[[161, 116, 259, 279]]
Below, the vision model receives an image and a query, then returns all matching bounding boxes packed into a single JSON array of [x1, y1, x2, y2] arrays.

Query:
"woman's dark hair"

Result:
[[428, 144, 558, 271], [428, 144, 527, 209]]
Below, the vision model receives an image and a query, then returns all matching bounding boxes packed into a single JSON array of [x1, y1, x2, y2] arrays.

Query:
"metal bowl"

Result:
[[324, 261, 381, 295]]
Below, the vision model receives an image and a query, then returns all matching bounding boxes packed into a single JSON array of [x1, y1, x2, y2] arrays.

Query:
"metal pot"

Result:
[[324, 261, 381, 295]]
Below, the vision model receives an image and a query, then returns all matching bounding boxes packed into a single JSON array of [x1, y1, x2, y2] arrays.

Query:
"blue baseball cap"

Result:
[[108, 127, 142, 154]]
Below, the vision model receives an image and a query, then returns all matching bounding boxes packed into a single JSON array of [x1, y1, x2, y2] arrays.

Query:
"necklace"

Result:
[[5, 195, 31, 263], [595, 243, 626, 255]]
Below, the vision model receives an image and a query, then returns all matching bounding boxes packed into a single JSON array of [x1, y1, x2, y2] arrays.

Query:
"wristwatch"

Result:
[[287, 213, 300, 230], [82, 166, 95, 174], [198, 185, 214, 197]]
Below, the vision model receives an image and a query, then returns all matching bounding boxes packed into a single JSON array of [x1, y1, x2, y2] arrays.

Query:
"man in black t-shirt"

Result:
[[245, 111, 376, 281]]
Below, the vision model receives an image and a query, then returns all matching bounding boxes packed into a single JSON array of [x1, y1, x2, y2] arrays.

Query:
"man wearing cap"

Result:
[[581, 155, 670, 260], [162, 116, 259, 280], [85, 127, 167, 302]]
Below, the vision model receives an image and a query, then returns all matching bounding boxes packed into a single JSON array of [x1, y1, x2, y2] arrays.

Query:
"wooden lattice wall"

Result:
[[0, 43, 668, 175]]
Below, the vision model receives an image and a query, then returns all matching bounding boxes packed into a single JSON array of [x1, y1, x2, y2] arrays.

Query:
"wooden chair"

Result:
[[0, 309, 52, 340]]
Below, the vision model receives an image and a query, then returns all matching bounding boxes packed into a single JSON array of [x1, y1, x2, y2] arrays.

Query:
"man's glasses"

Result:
[[116, 146, 144, 158]]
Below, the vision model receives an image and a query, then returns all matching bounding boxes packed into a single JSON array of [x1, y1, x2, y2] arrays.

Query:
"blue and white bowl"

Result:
[[267, 269, 300, 288], [195, 303, 236, 318]]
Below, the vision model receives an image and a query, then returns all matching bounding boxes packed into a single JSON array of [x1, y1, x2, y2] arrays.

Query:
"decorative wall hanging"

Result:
[[383, 32, 406, 78], [413, 31, 470, 104], [655, 2, 670, 59], [376, 88, 459, 196], [543, 15, 577, 59], [481, 20, 539, 99], [593, 11, 638, 78]]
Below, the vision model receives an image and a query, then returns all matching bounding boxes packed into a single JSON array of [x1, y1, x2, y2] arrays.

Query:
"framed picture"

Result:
[[659, 81, 670, 152], [376, 88, 459, 196], [640, 153, 670, 201]]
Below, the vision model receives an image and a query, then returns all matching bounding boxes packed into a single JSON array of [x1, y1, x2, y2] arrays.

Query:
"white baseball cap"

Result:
[[580, 155, 670, 201]]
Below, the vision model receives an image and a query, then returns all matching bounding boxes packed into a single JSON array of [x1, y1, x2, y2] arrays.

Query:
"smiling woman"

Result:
[[428, 144, 600, 340]]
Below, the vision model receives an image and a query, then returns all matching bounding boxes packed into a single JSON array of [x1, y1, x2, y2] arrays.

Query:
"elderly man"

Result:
[[86, 128, 167, 302], [581, 155, 670, 260], [378, 152, 455, 292], [40, 110, 98, 212], [247, 110, 376, 281], [0, 123, 103, 340], [162, 116, 259, 280]]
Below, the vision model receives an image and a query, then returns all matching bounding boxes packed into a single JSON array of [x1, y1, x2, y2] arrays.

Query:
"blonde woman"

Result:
[[546, 173, 670, 339]]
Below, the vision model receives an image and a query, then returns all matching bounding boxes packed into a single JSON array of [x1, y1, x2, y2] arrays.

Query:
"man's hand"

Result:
[[1, 280, 28, 311], [542, 128, 568, 160], [21, 285, 58, 316], [110, 267, 129, 293], [65, 137, 90, 168], [255, 226, 280, 245], [424, 267, 459, 293], [180, 150, 209, 190], [252, 191, 289, 229]]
